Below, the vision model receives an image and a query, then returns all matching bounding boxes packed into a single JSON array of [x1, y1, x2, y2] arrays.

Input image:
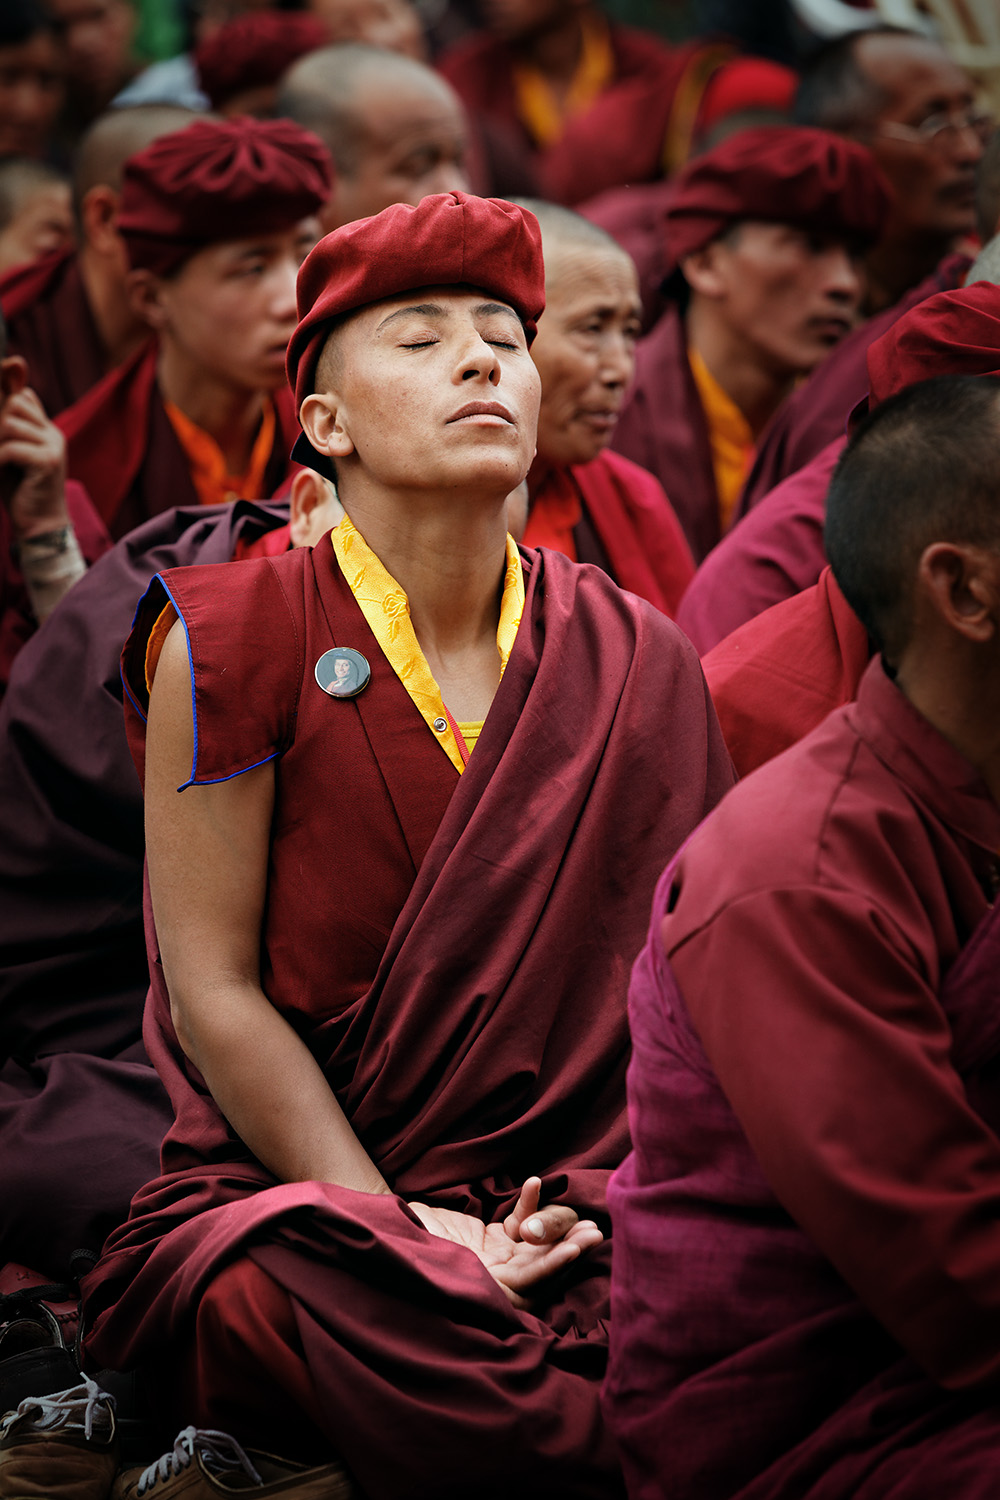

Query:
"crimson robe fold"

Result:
[[605, 660, 1000, 1499], [0, 247, 108, 418], [82, 538, 734, 1497]]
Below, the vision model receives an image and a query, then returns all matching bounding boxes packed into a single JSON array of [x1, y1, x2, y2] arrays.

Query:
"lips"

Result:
[[447, 401, 515, 424]]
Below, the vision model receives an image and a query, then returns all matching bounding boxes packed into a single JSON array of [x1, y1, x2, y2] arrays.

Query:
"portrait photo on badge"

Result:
[[315, 647, 371, 698]]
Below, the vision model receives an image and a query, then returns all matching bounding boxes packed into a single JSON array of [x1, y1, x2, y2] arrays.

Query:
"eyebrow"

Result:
[[375, 301, 522, 333]]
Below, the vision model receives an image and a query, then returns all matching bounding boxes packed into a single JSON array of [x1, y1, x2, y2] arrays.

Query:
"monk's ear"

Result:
[[127, 268, 169, 331], [299, 391, 355, 464], [679, 243, 730, 301], [0, 354, 29, 400], [288, 468, 344, 548], [919, 541, 1000, 644], [80, 185, 121, 258]]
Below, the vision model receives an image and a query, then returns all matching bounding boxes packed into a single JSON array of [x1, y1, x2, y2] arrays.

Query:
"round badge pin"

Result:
[[315, 647, 371, 699]]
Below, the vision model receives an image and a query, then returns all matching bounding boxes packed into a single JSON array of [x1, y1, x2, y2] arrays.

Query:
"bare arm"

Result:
[[145, 618, 389, 1194]]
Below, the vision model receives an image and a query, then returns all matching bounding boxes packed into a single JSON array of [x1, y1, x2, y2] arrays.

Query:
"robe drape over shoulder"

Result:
[[606, 660, 1000, 1500], [57, 341, 300, 540], [610, 302, 722, 562], [523, 450, 694, 616], [0, 248, 109, 418], [738, 252, 969, 513], [702, 565, 871, 777], [675, 437, 844, 655], [82, 537, 733, 1498], [0, 499, 290, 1277]]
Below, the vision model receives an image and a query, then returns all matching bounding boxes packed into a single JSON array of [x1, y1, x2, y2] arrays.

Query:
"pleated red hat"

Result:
[[867, 281, 1000, 406], [286, 191, 545, 420], [118, 118, 333, 275], [665, 125, 890, 262]]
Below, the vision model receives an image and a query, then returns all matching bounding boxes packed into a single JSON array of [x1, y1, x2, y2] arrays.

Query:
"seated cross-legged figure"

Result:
[[80, 192, 734, 1497], [606, 372, 1000, 1500]]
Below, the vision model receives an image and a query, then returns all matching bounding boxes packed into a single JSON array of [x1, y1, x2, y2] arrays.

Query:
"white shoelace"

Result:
[[136, 1426, 264, 1495], [3, 1375, 115, 1442]]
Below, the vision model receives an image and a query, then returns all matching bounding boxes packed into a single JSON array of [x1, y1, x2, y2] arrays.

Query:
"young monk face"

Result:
[[530, 240, 641, 470], [0, 31, 64, 157], [685, 221, 862, 381], [302, 286, 541, 500], [140, 219, 321, 395]]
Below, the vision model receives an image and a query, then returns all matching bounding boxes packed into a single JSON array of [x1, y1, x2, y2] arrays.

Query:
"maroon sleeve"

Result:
[[668, 887, 1000, 1390], [120, 553, 306, 792]]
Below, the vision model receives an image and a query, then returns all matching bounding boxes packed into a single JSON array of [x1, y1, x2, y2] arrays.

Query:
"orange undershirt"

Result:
[[164, 399, 277, 510], [513, 12, 615, 148], [521, 481, 581, 561], [688, 347, 754, 536]]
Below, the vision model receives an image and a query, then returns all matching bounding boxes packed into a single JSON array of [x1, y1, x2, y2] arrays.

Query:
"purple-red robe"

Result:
[[605, 658, 1000, 1499], [57, 341, 300, 540], [0, 499, 288, 1278], [675, 437, 844, 655], [0, 247, 109, 419], [437, 31, 712, 206], [82, 537, 733, 1496], [702, 565, 871, 777], [737, 253, 970, 513], [610, 302, 722, 563]]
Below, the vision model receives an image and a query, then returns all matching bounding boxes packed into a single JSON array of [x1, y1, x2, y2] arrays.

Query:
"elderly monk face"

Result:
[[531, 240, 640, 469], [0, 31, 64, 157], [856, 33, 986, 243], [326, 69, 469, 230], [684, 222, 862, 380], [137, 219, 320, 395], [302, 286, 541, 497]]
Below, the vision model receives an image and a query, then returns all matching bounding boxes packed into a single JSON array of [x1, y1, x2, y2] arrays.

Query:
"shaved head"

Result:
[[514, 197, 627, 269], [72, 104, 200, 213]]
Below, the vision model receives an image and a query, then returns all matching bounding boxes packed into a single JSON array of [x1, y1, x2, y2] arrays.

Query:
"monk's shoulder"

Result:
[[531, 543, 694, 652]]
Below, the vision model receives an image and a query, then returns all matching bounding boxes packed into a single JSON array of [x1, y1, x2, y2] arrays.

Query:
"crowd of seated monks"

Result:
[[1, 4, 1000, 1498]]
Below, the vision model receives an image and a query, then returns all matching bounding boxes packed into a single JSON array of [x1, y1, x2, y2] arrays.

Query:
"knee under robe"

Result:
[[82, 536, 734, 1497]]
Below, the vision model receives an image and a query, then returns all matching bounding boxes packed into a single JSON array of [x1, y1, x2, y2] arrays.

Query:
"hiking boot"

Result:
[[0, 1374, 118, 1499], [112, 1427, 357, 1498]]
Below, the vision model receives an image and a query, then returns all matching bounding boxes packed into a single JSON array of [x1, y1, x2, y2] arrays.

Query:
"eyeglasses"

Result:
[[874, 107, 995, 150]]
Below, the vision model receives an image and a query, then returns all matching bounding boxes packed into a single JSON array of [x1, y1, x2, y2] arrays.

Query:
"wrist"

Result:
[[13, 518, 74, 548]]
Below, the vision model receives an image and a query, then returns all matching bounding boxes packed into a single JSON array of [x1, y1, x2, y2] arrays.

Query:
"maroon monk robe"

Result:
[[737, 252, 970, 513], [610, 301, 723, 563], [702, 565, 871, 777], [82, 537, 733, 1498], [524, 449, 694, 617], [57, 340, 300, 540], [675, 436, 844, 655], [0, 248, 110, 419], [0, 478, 112, 696], [437, 32, 718, 207], [0, 499, 289, 1278], [605, 659, 1000, 1500]]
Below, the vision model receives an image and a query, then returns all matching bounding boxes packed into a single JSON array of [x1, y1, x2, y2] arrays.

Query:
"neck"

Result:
[[157, 340, 266, 473], [685, 300, 792, 438], [514, 10, 586, 82], [77, 243, 151, 372], [863, 233, 950, 316], [895, 643, 1000, 805]]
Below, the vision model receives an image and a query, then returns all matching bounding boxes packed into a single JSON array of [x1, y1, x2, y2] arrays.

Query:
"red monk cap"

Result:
[[866, 281, 1000, 407], [665, 125, 890, 264], [696, 57, 798, 137], [194, 12, 328, 111], [118, 118, 333, 277], [287, 191, 545, 421]]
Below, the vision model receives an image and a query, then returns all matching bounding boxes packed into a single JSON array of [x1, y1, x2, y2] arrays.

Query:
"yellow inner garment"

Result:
[[330, 514, 524, 774], [512, 11, 615, 148], [688, 346, 755, 536], [164, 398, 276, 509]]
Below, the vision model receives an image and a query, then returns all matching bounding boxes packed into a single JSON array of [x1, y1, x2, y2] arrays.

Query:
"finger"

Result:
[[502, 1176, 541, 1240], [498, 1239, 583, 1291], [517, 1204, 579, 1245]]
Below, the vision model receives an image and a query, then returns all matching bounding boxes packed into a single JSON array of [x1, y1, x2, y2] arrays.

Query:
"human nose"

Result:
[[457, 329, 503, 385], [823, 248, 862, 306], [598, 329, 635, 389], [271, 257, 300, 322]]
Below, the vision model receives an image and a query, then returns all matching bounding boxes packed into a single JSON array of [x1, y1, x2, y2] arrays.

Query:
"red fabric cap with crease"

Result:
[[665, 125, 890, 262], [118, 118, 333, 276], [866, 281, 1000, 406], [286, 191, 545, 414], [194, 12, 328, 111], [696, 57, 798, 136]]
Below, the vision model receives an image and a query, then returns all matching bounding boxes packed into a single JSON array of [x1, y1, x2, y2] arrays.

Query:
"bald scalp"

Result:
[[515, 197, 624, 262], [278, 42, 452, 173], [72, 104, 201, 215]]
